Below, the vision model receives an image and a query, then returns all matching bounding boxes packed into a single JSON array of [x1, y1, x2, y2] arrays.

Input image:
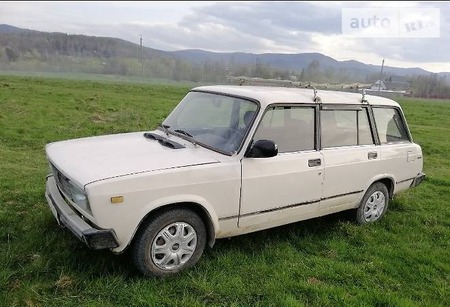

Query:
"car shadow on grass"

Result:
[[209, 209, 357, 251], [44, 209, 358, 279]]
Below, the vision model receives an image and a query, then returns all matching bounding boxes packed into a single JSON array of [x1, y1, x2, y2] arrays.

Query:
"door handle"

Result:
[[308, 159, 321, 167], [368, 152, 378, 160]]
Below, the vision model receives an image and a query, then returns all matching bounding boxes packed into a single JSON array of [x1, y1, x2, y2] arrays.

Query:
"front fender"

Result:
[[113, 194, 220, 253]]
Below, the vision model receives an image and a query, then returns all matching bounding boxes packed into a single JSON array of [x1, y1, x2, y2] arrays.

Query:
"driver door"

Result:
[[239, 105, 323, 229]]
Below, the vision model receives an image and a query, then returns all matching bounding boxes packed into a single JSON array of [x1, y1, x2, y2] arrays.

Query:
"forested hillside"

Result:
[[0, 27, 183, 79], [1, 24, 449, 97], [0, 25, 300, 83]]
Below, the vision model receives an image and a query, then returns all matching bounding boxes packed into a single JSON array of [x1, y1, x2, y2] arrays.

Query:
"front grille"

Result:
[[50, 163, 72, 197], [49, 162, 91, 216]]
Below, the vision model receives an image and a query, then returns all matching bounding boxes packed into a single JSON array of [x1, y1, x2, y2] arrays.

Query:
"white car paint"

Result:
[[46, 131, 221, 187], [45, 85, 424, 254]]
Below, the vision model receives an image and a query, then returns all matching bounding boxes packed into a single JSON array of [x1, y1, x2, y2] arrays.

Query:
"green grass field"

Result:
[[0, 75, 449, 306]]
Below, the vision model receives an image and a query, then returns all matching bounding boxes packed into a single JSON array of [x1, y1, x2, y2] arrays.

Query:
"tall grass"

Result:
[[0, 75, 449, 306]]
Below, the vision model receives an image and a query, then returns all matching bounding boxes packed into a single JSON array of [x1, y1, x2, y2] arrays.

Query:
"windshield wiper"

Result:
[[174, 129, 193, 138], [158, 124, 170, 137], [173, 129, 197, 145]]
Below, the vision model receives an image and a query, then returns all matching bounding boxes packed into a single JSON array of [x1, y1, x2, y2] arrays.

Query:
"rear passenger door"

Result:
[[319, 105, 379, 213], [240, 105, 323, 228]]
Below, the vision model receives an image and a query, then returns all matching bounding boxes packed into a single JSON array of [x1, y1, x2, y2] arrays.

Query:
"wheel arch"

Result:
[[368, 176, 395, 200], [131, 202, 216, 250]]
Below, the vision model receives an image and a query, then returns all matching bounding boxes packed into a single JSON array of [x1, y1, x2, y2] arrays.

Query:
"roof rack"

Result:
[[361, 89, 368, 103], [228, 76, 370, 92], [313, 87, 322, 103]]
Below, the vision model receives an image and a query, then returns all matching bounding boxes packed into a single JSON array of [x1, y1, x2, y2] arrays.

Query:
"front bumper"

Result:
[[45, 175, 119, 250], [410, 172, 426, 188]]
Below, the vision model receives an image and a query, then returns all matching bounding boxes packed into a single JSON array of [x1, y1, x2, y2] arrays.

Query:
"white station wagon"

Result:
[[45, 85, 425, 277]]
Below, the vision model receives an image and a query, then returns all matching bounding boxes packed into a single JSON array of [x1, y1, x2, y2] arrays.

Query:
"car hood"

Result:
[[46, 131, 220, 187]]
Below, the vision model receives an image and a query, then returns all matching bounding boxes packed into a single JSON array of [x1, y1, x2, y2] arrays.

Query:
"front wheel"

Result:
[[356, 183, 389, 224], [132, 208, 206, 277]]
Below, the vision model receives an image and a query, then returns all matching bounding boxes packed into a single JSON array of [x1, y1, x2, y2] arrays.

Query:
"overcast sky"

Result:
[[1, 1, 449, 73]]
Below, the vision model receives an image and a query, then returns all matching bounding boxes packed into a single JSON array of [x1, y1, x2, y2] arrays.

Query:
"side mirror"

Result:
[[245, 139, 278, 158]]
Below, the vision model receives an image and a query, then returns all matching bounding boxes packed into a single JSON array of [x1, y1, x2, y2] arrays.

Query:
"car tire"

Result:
[[132, 208, 206, 277], [356, 182, 389, 224]]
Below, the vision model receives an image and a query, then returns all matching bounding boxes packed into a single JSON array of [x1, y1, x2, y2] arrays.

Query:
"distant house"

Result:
[[364, 76, 411, 98], [370, 76, 411, 91], [370, 80, 387, 90], [383, 76, 412, 91]]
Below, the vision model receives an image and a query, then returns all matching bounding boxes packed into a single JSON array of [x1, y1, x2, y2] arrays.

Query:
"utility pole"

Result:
[[378, 59, 385, 93], [140, 34, 144, 77]]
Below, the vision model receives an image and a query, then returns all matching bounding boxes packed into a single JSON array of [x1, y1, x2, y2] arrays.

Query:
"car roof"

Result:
[[191, 85, 400, 108]]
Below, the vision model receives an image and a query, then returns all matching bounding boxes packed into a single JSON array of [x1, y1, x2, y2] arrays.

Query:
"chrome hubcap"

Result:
[[151, 222, 197, 270], [364, 191, 386, 222]]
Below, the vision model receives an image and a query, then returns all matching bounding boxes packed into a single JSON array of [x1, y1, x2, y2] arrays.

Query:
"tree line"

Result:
[[1, 31, 449, 98]]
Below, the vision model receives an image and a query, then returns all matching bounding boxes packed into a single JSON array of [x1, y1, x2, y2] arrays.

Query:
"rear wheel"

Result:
[[132, 208, 206, 277], [356, 182, 389, 224]]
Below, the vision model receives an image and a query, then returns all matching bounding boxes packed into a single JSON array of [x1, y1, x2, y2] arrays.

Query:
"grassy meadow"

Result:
[[0, 74, 449, 306]]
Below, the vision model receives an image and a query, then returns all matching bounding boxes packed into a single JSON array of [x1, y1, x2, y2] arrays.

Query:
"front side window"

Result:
[[372, 107, 410, 144], [163, 91, 258, 154], [321, 108, 374, 148], [253, 106, 315, 153]]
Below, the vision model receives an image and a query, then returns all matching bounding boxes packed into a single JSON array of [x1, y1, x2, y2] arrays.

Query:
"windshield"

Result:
[[162, 91, 258, 154]]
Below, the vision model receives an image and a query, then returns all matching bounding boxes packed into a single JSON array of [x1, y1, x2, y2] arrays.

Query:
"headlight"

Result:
[[50, 163, 92, 214], [70, 185, 91, 213]]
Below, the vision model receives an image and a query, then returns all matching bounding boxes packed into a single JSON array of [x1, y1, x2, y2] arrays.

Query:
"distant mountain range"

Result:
[[171, 49, 446, 79], [0, 24, 448, 82], [0, 24, 30, 33]]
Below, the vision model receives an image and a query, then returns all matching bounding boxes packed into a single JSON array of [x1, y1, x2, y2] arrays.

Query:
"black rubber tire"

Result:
[[356, 182, 389, 225], [131, 208, 206, 277]]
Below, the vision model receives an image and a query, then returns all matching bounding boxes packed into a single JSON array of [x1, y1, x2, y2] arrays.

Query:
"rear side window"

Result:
[[321, 108, 374, 148], [372, 107, 410, 144]]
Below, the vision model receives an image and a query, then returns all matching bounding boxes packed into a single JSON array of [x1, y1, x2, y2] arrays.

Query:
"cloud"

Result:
[[120, 2, 340, 53], [0, 1, 449, 72], [334, 2, 450, 65], [192, 2, 342, 35], [129, 1, 450, 70]]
